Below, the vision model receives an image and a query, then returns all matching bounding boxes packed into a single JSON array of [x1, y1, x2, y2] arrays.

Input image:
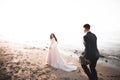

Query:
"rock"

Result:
[[74, 50, 78, 54], [60, 77, 70, 80], [49, 74, 57, 80], [16, 62, 20, 65], [14, 66, 20, 73], [77, 69, 81, 73], [99, 54, 106, 58], [26, 62, 30, 65], [43, 49, 46, 51], [25, 78, 31, 80], [105, 60, 108, 63], [45, 68, 51, 73], [40, 75, 48, 80], [0, 75, 11, 80], [45, 46, 48, 49], [0, 56, 12, 80]]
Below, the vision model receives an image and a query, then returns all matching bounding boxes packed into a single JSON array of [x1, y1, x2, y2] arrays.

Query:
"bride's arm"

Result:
[[49, 38, 54, 49]]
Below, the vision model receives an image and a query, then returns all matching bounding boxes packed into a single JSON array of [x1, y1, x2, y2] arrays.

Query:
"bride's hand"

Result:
[[49, 47, 51, 49]]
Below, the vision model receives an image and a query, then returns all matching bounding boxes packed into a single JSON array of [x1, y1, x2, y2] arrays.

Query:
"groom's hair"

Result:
[[83, 24, 90, 29]]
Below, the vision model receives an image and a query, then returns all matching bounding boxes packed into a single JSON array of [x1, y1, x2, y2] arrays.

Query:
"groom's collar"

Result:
[[84, 31, 90, 35]]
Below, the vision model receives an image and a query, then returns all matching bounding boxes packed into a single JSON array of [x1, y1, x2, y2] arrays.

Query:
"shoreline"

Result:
[[0, 39, 120, 80]]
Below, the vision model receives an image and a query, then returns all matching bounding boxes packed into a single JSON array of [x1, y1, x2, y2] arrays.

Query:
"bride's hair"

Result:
[[50, 33, 57, 42]]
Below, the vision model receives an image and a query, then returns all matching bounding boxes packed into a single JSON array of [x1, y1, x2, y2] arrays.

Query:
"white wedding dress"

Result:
[[46, 38, 77, 72]]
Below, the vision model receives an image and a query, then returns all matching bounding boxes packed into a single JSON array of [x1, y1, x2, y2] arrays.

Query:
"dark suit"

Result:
[[81, 31, 99, 80]]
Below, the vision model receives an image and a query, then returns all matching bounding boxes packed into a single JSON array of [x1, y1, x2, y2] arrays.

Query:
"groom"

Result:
[[81, 24, 99, 80]]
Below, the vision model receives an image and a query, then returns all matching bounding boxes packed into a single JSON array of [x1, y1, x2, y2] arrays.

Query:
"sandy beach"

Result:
[[0, 39, 120, 80]]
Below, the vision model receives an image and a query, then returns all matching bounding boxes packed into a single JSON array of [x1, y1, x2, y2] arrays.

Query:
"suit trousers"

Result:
[[81, 58, 99, 80]]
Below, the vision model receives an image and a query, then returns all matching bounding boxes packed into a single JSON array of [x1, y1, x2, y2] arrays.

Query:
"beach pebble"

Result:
[[105, 60, 108, 63], [40, 75, 48, 80]]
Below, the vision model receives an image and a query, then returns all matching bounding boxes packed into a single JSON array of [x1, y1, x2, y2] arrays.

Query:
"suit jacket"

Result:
[[83, 32, 99, 60]]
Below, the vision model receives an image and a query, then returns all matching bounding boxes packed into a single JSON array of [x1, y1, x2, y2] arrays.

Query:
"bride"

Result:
[[46, 33, 77, 72]]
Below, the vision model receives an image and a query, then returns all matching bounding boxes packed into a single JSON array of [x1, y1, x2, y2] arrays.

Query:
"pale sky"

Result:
[[0, 0, 120, 47]]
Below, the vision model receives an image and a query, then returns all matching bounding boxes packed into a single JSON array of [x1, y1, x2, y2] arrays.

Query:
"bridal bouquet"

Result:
[[79, 52, 90, 65]]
